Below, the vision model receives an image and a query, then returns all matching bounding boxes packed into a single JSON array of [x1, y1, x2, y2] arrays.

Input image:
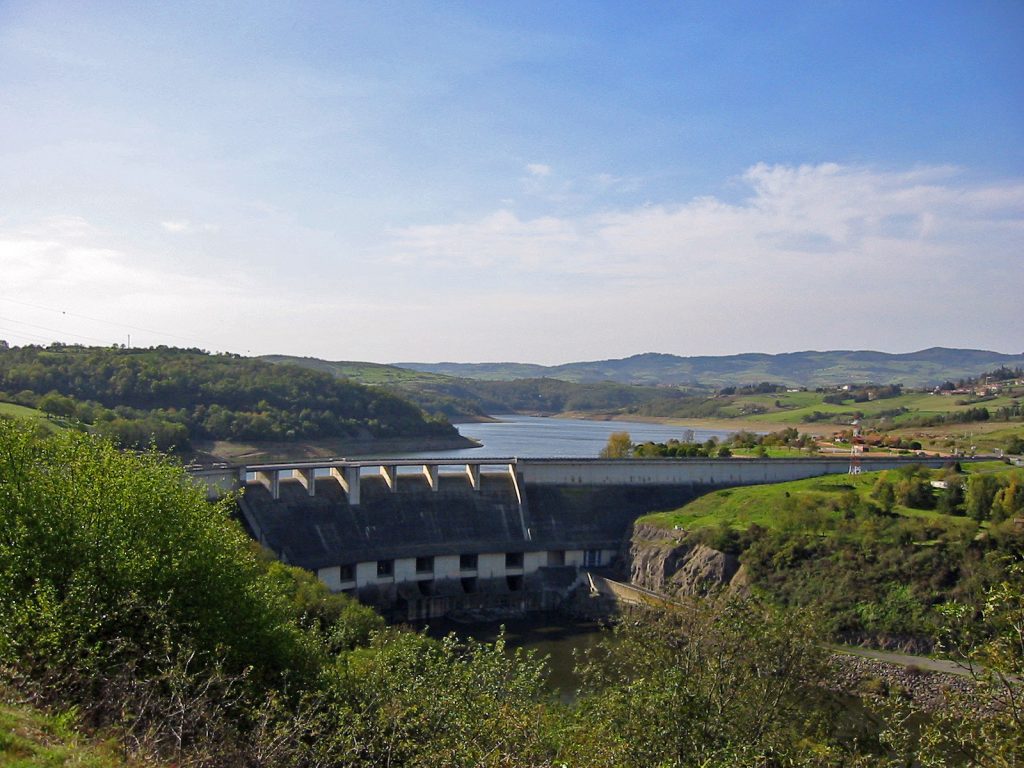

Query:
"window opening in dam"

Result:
[[415, 556, 434, 574], [505, 552, 523, 569], [377, 559, 394, 577], [460, 554, 478, 572]]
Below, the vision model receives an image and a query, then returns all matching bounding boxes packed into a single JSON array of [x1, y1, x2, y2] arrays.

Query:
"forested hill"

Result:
[[396, 347, 1024, 388], [0, 344, 455, 451], [261, 355, 690, 422]]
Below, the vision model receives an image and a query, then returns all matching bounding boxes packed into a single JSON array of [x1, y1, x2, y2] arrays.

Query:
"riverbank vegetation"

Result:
[[2, 417, 1021, 766]]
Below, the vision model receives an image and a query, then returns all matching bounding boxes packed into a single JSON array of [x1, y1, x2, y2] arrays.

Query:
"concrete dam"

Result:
[[191, 455, 961, 621]]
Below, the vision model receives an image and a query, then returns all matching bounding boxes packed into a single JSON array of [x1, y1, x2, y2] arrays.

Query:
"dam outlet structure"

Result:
[[189, 455, 965, 621]]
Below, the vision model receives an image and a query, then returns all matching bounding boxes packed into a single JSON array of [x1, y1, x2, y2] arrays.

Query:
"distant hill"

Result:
[[261, 355, 688, 421], [394, 348, 1024, 389]]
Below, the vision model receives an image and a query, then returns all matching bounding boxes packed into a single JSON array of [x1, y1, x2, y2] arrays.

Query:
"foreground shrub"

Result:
[[0, 420, 319, 708]]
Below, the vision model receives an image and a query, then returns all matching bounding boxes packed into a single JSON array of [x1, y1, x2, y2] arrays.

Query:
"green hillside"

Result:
[[263, 354, 690, 422], [638, 462, 1024, 639], [398, 347, 1024, 388], [0, 402, 62, 434], [641, 462, 1010, 534], [0, 344, 457, 454], [639, 384, 1022, 426]]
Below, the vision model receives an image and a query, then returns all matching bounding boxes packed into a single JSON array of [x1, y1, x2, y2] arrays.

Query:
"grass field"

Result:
[[724, 390, 1022, 426], [672, 388, 1024, 457], [639, 462, 1012, 536], [0, 402, 63, 434], [262, 355, 452, 386], [728, 446, 812, 458]]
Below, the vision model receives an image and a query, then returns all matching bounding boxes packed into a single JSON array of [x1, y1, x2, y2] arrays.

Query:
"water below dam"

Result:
[[359, 414, 733, 459], [417, 614, 609, 702]]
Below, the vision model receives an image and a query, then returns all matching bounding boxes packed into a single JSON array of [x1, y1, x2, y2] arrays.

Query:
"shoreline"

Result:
[[555, 410, 831, 435], [191, 433, 480, 463]]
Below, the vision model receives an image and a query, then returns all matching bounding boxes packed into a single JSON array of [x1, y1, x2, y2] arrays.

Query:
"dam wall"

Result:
[[223, 455, 964, 620], [518, 456, 942, 485], [238, 469, 660, 620]]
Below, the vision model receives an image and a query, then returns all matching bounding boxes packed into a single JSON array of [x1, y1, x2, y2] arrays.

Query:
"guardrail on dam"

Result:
[[189, 455, 966, 620]]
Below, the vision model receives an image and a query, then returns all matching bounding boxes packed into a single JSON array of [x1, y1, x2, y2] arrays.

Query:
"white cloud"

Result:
[[380, 163, 1023, 358], [1, 163, 1020, 363], [0, 216, 406, 355], [160, 219, 192, 233], [525, 163, 551, 177], [391, 163, 1024, 278]]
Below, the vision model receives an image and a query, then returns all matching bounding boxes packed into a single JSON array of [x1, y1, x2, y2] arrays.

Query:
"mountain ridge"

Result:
[[392, 347, 1024, 388]]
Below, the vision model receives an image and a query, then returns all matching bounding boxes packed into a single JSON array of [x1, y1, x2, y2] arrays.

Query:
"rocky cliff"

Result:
[[627, 522, 747, 597]]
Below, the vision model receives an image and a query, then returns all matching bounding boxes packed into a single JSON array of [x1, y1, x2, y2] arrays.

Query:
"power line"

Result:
[[0, 326, 67, 345], [0, 315, 116, 345], [0, 296, 209, 347]]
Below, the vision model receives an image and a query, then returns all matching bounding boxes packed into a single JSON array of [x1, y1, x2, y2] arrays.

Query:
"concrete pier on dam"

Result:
[[190, 455, 964, 621]]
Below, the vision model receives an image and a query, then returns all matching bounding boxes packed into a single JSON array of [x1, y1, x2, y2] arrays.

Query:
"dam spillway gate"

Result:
[[189, 456, 963, 621]]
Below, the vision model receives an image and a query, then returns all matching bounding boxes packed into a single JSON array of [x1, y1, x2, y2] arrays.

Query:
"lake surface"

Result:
[[366, 414, 734, 459]]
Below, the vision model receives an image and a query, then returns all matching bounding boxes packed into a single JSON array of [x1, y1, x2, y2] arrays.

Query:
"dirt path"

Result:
[[831, 645, 974, 677]]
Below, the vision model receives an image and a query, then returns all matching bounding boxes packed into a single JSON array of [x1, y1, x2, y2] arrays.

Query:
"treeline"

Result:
[[381, 376, 688, 422], [718, 381, 786, 395], [822, 383, 902, 404], [2, 421, 1021, 766], [0, 344, 454, 450], [900, 405, 1002, 428], [938, 365, 1024, 390], [629, 427, 817, 458], [633, 396, 735, 420]]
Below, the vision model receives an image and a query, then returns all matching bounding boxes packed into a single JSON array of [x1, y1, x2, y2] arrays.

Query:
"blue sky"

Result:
[[1, 1, 1021, 364]]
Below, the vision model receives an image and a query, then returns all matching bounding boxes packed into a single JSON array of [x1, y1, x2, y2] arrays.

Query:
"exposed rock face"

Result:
[[628, 523, 744, 597]]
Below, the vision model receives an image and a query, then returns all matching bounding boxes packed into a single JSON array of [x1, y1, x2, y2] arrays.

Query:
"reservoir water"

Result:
[[367, 414, 733, 459]]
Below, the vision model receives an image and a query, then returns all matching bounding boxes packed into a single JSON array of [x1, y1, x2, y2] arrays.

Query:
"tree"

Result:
[[566, 596, 834, 766], [936, 481, 965, 516], [37, 391, 76, 418], [990, 476, 1024, 523], [894, 474, 934, 509], [321, 630, 552, 766], [600, 431, 632, 458], [920, 560, 1024, 766], [965, 474, 1002, 521]]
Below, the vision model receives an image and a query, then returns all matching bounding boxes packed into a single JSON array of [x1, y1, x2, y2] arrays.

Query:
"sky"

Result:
[[1, 1, 1022, 365]]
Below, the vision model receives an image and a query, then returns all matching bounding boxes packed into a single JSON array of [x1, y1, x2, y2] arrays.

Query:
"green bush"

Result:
[[0, 420, 319, 691]]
